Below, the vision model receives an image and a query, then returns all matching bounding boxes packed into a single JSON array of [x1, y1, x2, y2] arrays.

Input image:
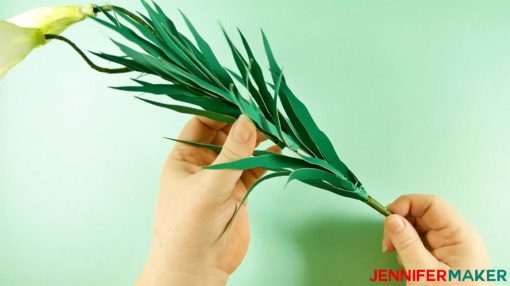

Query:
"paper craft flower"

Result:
[[0, 4, 95, 78], [0, 21, 44, 78], [0, 1, 392, 217]]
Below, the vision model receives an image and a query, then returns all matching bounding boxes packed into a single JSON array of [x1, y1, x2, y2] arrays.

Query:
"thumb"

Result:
[[384, 214, 437, 270], [203, 114, 257, 190]]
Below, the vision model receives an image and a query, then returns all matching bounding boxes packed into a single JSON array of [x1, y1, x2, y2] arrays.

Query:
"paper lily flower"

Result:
[[0, 21, 44, 78], [8, 4, 95, 35], [0, 4, 95, 78]]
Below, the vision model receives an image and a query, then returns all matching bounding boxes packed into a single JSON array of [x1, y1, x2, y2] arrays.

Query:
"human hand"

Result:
[[382, 194, 491, 285], [136, 115, 278, 286]]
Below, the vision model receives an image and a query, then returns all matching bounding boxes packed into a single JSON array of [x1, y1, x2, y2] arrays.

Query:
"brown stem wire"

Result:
[[43, 4, 157, 74], [94, 5, 155, 33], [44, 34, 131, 74]]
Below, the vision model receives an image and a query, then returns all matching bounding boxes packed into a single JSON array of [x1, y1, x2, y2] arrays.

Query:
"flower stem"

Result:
[[94, 5, 155, 33], [44, 34, 131, 74], [43, 4, 153, 74], [366, 196, 391, 216]]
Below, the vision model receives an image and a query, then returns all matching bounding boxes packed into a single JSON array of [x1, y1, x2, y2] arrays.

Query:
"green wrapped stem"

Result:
[[366, 196, 391, 216]]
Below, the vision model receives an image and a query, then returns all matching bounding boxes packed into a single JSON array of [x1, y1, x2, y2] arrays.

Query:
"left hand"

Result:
[[136, 115, 279, 286]]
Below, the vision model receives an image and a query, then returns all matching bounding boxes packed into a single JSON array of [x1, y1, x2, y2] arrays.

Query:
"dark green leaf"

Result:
[[91, 51, 150, 73], [204, 154, 315, 172], [224, 170, 290, 236], [286, 168, 367, 200], [237, 29, 274, 120], [165, 138, 279, 156], [262, 32, 357, 183], [136, 97, 236, 123], [111, 81, 240, 117], [180, 11, 233, 87]]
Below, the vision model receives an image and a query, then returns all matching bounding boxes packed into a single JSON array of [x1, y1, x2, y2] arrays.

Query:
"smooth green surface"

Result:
[[1, 0, 509, 285]]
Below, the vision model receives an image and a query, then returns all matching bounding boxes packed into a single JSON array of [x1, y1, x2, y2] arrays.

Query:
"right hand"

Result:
[[382, 194, 491, 285]]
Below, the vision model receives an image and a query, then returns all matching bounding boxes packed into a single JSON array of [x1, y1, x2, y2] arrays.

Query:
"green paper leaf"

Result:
[[286, 168, 367, 201], [112, 79, 240, 117], [89, 2, 387, 213], [136, 97, 236, 123], [138, 0, 219, 84], [237, 29, 274, 120], [262, 32, 357, 183], [205, 154, 317, 172], [224, 170, 290, 237], [165, 138, 277, 157], [221, 27, 248, 79], [111, 8, 193, 73], [240, 170, 290, 206], [180, 11, 233, 88]]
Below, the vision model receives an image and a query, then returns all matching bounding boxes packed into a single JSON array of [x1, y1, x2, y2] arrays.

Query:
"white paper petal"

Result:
[[0, 21, 45, 79], [8, 4, 95, 35]]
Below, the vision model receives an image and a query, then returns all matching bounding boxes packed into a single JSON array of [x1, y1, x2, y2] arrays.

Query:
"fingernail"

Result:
[[232, 115, 252, 143], [387, 215, 405, 234]]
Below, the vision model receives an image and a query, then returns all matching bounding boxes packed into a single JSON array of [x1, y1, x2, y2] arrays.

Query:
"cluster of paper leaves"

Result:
[[92, 0, 370, 207]]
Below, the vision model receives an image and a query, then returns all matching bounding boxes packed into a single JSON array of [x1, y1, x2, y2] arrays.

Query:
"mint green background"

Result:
[[1, 0, 509, 285]]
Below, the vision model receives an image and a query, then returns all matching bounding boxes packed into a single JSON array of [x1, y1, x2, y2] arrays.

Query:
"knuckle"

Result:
[[395, 194, 409, 201], [396, 194, 416, 203], [426, 194, 443, 206], [442, 224, 466, 244], [392, 195, 404, 204], [396, 234, 420, 253], [221, 145, 243, 162]]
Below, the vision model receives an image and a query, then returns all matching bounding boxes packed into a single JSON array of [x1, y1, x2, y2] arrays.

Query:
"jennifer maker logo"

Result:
[[369, 269, 508, 283]]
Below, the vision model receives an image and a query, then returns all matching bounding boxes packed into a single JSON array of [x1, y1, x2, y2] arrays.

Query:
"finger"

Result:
[[221, 124, 232, 134], [241, 145, 282, 189], [210, 129, 266, 149], [384, 214, 436, 270], [232, 180, 248, 202], [224, 123, 265, 144], [202, 115, 257, 192], [177, 116, 227, 143], [265, 144, 282, 154], [390, 195, 475, 251], [212, 132, 276, 178], [171, 116, 226, 159], [169, 117, 226, 168], [388, 194, 465, 233], [211, 128, 229, 146], [242, 168, 264, 188], [235, 144, 283, 204], [256, 133, 268, 144], [382, 233, 395, 253], [245, 145, 282, 179], [249, 145, 282, 179]]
